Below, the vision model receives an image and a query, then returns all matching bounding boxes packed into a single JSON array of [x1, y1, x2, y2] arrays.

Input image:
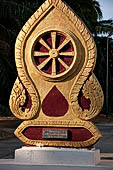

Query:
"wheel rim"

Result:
[[33, 31, 76, 78]]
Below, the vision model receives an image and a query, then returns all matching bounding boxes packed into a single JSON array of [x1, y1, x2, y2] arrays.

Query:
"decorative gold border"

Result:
[[10, 0, 98, 119], [9, 0, 104, 147], [15, 120, 102, 147]]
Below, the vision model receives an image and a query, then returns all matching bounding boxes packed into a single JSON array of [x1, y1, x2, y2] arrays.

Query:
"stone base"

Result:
[[15, 146, 100, 166], [0, 147, 113, 170]]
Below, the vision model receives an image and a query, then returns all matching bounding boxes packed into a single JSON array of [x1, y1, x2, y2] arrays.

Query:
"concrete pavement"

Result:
[[95, 124, 113, 153], [0, 138, 23, 159]]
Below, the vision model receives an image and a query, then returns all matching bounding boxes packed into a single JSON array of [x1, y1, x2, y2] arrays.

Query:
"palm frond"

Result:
[[0, 0, 33, 21], [0, 24, 16, 41], [96, 20, 113, 34]]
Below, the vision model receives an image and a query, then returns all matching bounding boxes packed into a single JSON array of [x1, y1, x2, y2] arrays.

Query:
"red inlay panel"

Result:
[[79, 91, 91, 111], [23, 127, 93, 142], [42, 86, 69, 117], [21, 92, 32, 112]]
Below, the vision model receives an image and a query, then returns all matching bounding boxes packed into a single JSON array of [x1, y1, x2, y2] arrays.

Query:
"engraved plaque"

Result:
[[43, 129, 68, 139]]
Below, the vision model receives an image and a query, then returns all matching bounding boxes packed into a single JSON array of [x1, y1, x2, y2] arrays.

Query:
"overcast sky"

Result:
[[98, 0, 113, 20]]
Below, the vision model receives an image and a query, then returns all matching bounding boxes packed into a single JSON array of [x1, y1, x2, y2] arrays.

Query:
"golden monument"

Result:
[[9, 0, 104, 147]]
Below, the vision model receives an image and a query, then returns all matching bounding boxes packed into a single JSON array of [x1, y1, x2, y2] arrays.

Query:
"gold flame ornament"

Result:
[[9, 0, 104, 148]]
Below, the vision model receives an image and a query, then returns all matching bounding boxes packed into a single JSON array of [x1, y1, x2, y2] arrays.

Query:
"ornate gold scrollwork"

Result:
[[9, 0, 104, 147], [9, 77, 39, 120], [70, 73, 104, 120]]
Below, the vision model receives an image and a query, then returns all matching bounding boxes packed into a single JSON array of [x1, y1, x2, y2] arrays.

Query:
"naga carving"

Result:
[[9, 0, 104, 147]]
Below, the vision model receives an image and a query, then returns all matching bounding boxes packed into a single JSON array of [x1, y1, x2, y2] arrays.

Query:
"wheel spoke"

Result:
[[59, 51, 75, 56], [51, 32, 56, 49], [34, 51, 49, 56], [58, 58, 69, 70], [57, 37, 70, 51], [52, 58, 56, 75], [39, 38, 51, 50], [37, 56, 51, 70]]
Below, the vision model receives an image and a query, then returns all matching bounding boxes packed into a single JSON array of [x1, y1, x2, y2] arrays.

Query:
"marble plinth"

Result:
[[15, 146, 100, 166], [0, 147, 113, 170]]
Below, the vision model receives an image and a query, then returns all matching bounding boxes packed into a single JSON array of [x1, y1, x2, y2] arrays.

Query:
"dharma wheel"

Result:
[[33, 31, 76, 78], [9, 0, 104, 147]]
